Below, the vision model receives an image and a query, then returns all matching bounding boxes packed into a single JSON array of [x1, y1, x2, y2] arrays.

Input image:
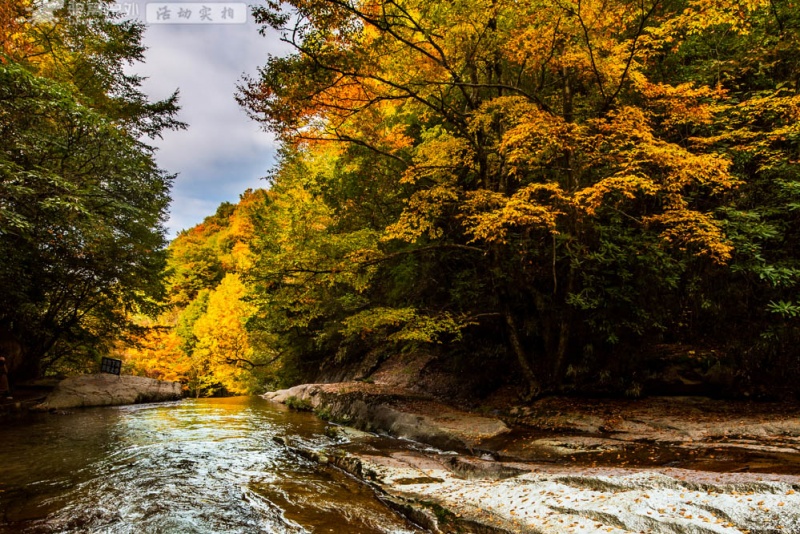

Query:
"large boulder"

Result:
[[34, 374, 182, 410]]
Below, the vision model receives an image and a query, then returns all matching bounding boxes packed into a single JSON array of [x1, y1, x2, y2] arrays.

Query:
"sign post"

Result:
[[100, 357, 122, 375]]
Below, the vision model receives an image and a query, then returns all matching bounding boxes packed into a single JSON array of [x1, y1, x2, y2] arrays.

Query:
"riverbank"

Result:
[[0, 379, 57, 421], [1, 374, 183, 422], [32, 374, 182, 411], [265, 383, 800, 533]]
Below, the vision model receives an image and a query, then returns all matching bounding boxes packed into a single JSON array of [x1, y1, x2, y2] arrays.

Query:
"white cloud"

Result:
[[166, 197, 219, 236], [119, 2, 290, 237]]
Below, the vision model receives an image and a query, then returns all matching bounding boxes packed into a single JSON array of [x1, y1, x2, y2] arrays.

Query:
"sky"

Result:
[[114, 1, 288, 238]]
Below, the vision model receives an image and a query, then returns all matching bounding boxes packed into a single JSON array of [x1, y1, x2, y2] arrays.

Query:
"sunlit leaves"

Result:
[[192, 274, 260, 395], [341, 307, 465, 344], [463, 185, 566, 244], [233, 0, 800, 392]]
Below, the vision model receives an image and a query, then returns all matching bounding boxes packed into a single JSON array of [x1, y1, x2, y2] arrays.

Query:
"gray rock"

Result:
[[264, 382, 510, 450], [33, 374, 181, 410], [290, 440, 800, 534]]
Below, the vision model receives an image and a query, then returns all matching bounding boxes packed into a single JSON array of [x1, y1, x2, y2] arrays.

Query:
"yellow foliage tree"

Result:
[[115, 312, 191, 385], [231, 0, 800, 396], [191, 274, 261, 395]]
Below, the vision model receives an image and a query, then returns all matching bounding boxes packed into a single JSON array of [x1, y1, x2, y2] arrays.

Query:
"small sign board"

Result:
[[100, 357, 122, 376]]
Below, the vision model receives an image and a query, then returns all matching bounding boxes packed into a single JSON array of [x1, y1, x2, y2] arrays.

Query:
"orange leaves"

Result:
[[638, 81, 724, 128], [589, 106, 735, 193], [476, 97, 574, 176], [457, 100, 736, 262], [505, 3, 562, 66], [503, 0, 656, 115], [0, 1, 42, 62], [117, 314, 191, 385]]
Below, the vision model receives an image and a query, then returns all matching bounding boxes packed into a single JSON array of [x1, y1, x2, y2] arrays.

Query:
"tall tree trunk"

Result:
[[503, 306, 541, 399], [552, 267, 576, 383]]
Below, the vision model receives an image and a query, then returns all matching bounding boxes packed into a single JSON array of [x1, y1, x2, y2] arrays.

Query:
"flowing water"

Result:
[[0, 397, 425, 533]]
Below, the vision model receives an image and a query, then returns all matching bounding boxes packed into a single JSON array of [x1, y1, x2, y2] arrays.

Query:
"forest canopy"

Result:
[[232, 0, 800, 398], [137, 0, 800, 398], [6, 0, 800, 400]]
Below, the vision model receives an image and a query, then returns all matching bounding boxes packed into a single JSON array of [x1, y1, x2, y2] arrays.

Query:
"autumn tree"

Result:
[[190, 274, 267, 395], [237, 0, 780, 396], [117, 312, 191, 384], [119, 191, 277, 395]]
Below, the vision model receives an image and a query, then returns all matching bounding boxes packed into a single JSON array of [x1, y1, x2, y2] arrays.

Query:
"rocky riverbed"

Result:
[[265, 383, 800, 533]]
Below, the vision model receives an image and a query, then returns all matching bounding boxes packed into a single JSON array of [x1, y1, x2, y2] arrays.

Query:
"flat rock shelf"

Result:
[[33, 374, 182, 410], [265, 383, 800, 533]]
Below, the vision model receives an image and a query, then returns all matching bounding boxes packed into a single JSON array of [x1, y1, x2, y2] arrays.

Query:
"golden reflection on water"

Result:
[[0, 397, 423, 534]]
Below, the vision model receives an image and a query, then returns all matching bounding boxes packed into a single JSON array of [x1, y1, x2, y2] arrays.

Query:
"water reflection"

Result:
[[0, 397, 423, 533]]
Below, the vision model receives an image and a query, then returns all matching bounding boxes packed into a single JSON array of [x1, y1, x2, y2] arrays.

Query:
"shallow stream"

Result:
[[0, 397, 424, 533]]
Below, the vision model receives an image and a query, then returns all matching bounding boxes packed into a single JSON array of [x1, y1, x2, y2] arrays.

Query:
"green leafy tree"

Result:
[[0, 1, 184, 377]]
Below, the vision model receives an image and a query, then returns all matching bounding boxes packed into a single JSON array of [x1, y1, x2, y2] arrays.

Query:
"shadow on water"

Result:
[[0, 397, 424, 534]]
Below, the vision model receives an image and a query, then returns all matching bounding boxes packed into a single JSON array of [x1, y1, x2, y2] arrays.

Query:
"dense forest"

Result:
[[0, 1, 183, 379], [3, 0, 800, 399]]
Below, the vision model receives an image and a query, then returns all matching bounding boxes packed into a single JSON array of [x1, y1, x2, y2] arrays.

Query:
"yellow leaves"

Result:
[[0, 1, 47, 62], [475, 97, 573, 175], [403, 126, 474, 185], [192, 273, 260, 395], [459, 101, 736, 263], [674, 0, 770, 36], [638, 81, 725, 127], [594, 106, 652, 145], [574, 175, 659, 216], [385, 126, 468, 243], [463, 184, 566, 244], [272, 179, 334, 252], [117, 312, 191, 385], [713, 95, 800, 156], [645, 209, 733, 263], [504, 0, 652, 106], [385, 183, 461, 242], [341, 307, 467, 344], [566, 107, 736, 263], [594, 106, 737, 196]]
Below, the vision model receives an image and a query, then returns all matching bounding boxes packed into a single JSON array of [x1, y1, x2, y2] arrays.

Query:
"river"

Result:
[[0, 397, 425, 533]]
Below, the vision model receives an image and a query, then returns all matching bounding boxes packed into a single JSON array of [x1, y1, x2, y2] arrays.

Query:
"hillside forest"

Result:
[[3, 0, 800, 400]]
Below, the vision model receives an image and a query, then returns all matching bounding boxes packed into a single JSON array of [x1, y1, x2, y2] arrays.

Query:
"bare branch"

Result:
[[601, 0, 662, 113], [225, 354, 282, 368], [575, 0, 608, 101]]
